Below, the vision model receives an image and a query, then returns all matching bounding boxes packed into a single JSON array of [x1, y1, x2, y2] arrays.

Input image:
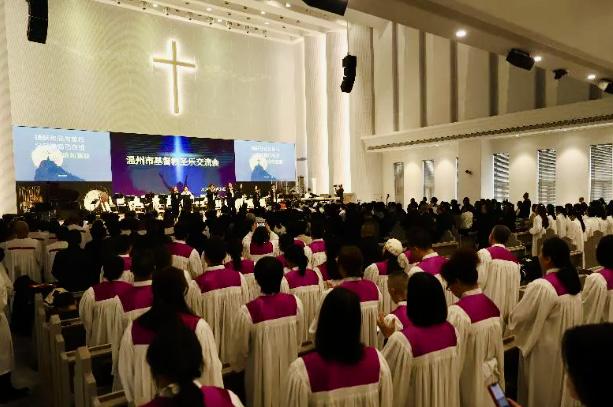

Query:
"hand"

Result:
[[377, 313, 396, 338]]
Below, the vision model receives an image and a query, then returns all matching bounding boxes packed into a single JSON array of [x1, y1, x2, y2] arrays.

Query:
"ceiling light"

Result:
[[153, 3, 159, 7], [533, 55, 542, 62], [265, 21, 270, 25], [260, 11, 266, 15], [587, 74, 597, 80], [217, 18, 223, 22], [455, 29, 467, 38], [206, 7, 212, 11], [285, 2, 291, 7]]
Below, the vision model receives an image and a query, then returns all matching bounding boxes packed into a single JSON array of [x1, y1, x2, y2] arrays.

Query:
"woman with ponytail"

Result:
[[143, 324, 243, 407], [284, 244, 324, 344], [507, 237, 582, 407], [225, 238, 256, 301], [364, 238, 404, 315], [118, 267, 223, 406], [567, 207, 586, 256]]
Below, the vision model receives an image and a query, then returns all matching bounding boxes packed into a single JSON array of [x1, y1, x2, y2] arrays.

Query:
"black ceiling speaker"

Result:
[[506, 48, 534, 71], [553, 69, 568, 80], [340, 54, 357, 93], [302, 0, 349, 16], [27, 0, 48, 44], [598, 79, 613, 94]]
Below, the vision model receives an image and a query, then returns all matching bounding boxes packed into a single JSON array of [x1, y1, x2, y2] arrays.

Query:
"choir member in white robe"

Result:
[[285, 287, 392, 407], [283, 244, 324, 345], [246, 226, 279, 263], [279, 234, 314, 270], [507, 237, 583, 407], [377, 271, 410, 339], [382, 272, 461, 407], [406, 227, 455, 306], [241, 217, 279, 258], [2, 220, 42, 282], [167, 223, 203, 278], [308, 221, 327, 267], [191, 238, 249, 365], [119, 267, 222, 406], [397, 248, 415, 272], [566, 209, 585, 257], [230, 257, 303, 407], [582, 235, 613, 323], [44, 228, 68, 283], [477, 225, 521, 322], [79, 256, 132, 346], [555, 207, 568, 239], [442, 249, 505, 407], [0, 249, 28, 403], [561, 324, 613, 407], [142, 323, 243, 407], [364, 239, 404, 315], [528, 207, 549, 257], [310, 246, 382, 348], [114, 235, 135, 282], [226, 239, 258, 301]]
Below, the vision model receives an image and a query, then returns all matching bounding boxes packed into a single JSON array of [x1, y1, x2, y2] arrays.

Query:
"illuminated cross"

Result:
[[153, 40, 196, 115]]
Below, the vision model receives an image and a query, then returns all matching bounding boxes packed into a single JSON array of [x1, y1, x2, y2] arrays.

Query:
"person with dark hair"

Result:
[[144, 324, 243, 407], [582, 235, 613, 324], [519, 192, 531, 219], [225, 238, 257, 301], [285, 287, 392, 406], [78, 255, 131, 346], [231, 257, 303, 407], [117, 248, 156, 322], [241, 217, 280, 258], [192, 237, 249, 365], [507, 237, 583, 407], [114, 234, 134, 276], [247, 225, 278, 262], [364, 238, 404, 315], [442, 249, 505, 407], [528, 205, 550, 257], [561, 323, 613, 407], [4, 220, 43, 283], [167, 222, 203, 278], [567, 206, 586, 255], [308, 221, 327, 267], [284, 244, 323, 345], [44, 225, 69, 283], [377, 270, 410, 337], [85, 219, 109, 275], [476, 225, 521, 321], [118, 267, 222, 406], [406, 227, 454, 305], [382, 272, 460, 407], [313, 234, 341, 282], [52, 229, 97, 292]]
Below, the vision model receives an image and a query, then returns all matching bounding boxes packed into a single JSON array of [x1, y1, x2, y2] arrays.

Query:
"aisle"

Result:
[[5, 334, 40, 407]]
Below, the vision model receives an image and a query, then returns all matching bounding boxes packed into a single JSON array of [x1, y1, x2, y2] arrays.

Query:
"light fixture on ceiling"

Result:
[[153, 3, 159, 7], [598, 79, 613, 94], [533, 55, 542, 62], [455, 29, 467, 38], [587, 73, 597, 80], [285, 2, 291, 7], [506, 49, 534, 71], [260, 10, 266, 15], [265, 21, 270, 25], [206, 7, 212, 11], [217, 18, 223, 22]]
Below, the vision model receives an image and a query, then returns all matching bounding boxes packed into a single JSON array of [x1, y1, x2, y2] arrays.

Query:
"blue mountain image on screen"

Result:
[[34, 157, 83, 181], [251, 160, 276, 181]]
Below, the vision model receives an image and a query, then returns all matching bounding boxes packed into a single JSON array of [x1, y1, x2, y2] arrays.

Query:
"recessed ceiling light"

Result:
[[455, 29, 467, 38], [217, 18, 223, 22], [206, 7, 212, 11], [265, 21, 270, 25], [285, 2, 291, 8], [260, 11, 266, 15], [587, 74, 597, 80], [153, 3, 159, 7], [533, 55, 543, 62]]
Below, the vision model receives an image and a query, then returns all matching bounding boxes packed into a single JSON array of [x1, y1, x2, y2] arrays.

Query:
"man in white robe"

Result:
[[582, 235, 613, 323], [167, 223, 203, 278], [231, 257, 303, 407], [2, 221, 42, 282]]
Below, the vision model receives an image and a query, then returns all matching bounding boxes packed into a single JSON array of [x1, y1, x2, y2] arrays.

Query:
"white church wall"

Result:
[[4, 0, 302, 143], [0, 0, 16, 215]]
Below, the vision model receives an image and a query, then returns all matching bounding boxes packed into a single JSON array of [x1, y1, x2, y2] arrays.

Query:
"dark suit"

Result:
[[52, 246, 97, 292]]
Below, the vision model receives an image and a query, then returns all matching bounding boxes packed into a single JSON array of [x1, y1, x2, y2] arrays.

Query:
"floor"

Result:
[[5, 334, 41, 407]]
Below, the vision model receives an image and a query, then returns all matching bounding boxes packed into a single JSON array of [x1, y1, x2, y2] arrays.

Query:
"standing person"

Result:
[[170, 186, 181, 219], [582, 235, 613, 323], [230, 257, 303, 407], [528, 205, 549, 257], [247, 226, 278, 263], [253, 185, 261, 209], [226, 182, 235, 211], [225, 239, 257, 301], [181, 186, 194, 214], [507, 237, 583, 407], [364, 238, 404, 315], [269, 184, 278, 204], [382, 273, 460, 407], [335, 184, 345, 204], [285, 288, 392, 407], [442, 249, 505, 407], [167, 223, 203, 279], [519, 193, 532, 218], [52, 230, 97, 292], [143, 324, 243, 407], [377, 270, 410, 337], [206, 184, 215, 211]]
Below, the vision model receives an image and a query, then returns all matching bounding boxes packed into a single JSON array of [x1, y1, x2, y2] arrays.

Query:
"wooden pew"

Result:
[[515, 232, 532, 252], [49, 315, 86, 407], [507, 245, 526, 259], [432, 241, 458, 258], [74, 345, 116, 407], [92, 391, 130, 407]]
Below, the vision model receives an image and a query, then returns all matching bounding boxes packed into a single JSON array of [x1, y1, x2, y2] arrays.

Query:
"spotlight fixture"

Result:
[[455, 29, 467, 38], [301, 0, 349, 16], [597, 79, 613, 94], [260, 10, 266, 15], [153, 3, 158, 7], [553, 69, 568, 80], [285, 2, 291, 7], [587, 73, 597, 80], [206, 7, 212, 11], [506, 48, 534, 71], [341, 54, 357, 93], [533, 55, 542, 62], [217, 18, 223, 22]]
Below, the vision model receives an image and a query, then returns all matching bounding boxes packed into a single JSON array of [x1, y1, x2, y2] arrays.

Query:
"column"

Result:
[[0, 0, 16, 214]]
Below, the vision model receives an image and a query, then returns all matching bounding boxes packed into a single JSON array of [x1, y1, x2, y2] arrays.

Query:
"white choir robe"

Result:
[[598, 218, 609, 234], [141, 383, 244, 407], [556, 215, 568, 239], [364, 261, 394, 315], [582, 268, 613, 324], [507, 269, 583, 407], [448, 289, 505, 407], [285, 267, 324, 345], [382, 321, 461, 407], [190, 265, 250, 365], [241, 231, 280, 259], [247, 241, 280, 264], [548, 215, 557, 235], [224, 259, 258, 301], [309, 239, 327, 268], [167, 240, 203, 278], [528, 216, 545, 257], [584, 217, 599, 241], [2, 237, 43, 282], [566, 218, 585, 260], [0, 263, 14, 375], [477, 244, 521, 322], [231, 293, 303, 407], [284, 347, 393, 407], [44, 240, 68, 283], [79, 280, 132, 346], [407, 252, 456, 306], [118, 314, 223, 406]]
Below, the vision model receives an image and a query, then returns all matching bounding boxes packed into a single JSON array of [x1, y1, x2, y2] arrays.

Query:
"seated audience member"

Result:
[[247, 226, 278, 263], [119, 267, 222, 406], [582, 235, 613, 323], [285, 287, 392, 406], [314, 235, 341, 282], [79, 255, 132, 346], [562, 323, 613, 407], [241, 217, 279, 258], [3, 220, 43, 282], [382, 273, 460, 407], [226, 238, 257, 301], [507, 237, 583, 407], [0, 248, 28, 403], [192, 237, 249, 365], [142, 324, 243, 407], [283, 244, 324, 345], [477, 225, 521, 322], [114, 234, 135, 282], [442, 249, 504, 407], [52, 229, 97, 292], [276, 233, 294, 269], [308, 221, 327, 267], [406, 227, 454, 305], [118, 248, 156, 323], [167, 223, 203, 278], [231, 257, 303, 407], [377, 270, 409, 338], [364, 238, 404, 315]]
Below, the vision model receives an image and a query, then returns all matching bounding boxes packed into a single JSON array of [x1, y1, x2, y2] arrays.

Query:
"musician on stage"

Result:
[[335, 184, 345, 203], [206, 184, 216, 211], [181, 186, 194, 214], [226, 182, 235, 211], [253, 185, 261, 208], [170, 186, 181, 218], [269, 184, 278, 204]]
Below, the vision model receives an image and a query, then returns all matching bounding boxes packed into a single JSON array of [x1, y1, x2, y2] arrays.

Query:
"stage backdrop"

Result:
[[234, 140, 296, 182], [110, 132, 236, 196]]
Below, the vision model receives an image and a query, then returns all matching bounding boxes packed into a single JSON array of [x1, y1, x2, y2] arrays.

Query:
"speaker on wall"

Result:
[[301, 0, 349, 16], [27, 0, 48, 44], [506, 49, 534, 71], [341, 54, 357, 93]]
